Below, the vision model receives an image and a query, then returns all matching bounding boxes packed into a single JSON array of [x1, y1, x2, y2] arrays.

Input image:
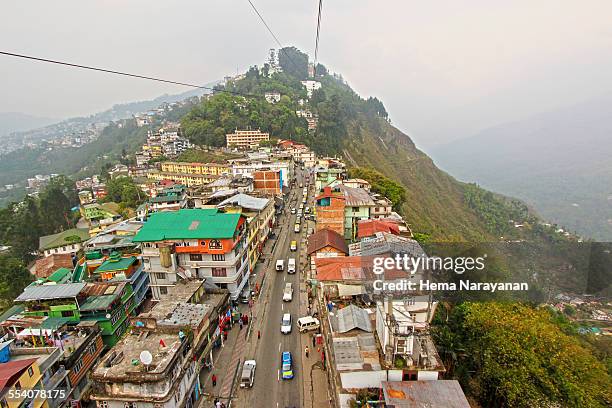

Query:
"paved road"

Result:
[[240, 169, 309, 408]]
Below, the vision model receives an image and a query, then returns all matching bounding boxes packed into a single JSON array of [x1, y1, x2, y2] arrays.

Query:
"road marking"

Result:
[[281, 303, 284, 311], [278, 342, 281, 351], [277, 370, 280, 382]]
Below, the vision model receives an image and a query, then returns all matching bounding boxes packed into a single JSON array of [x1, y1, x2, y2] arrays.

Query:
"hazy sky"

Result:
[[1, 0, 612, 149]]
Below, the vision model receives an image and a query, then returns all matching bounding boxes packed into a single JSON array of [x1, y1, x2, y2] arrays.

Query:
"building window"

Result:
[[212, 254, 225, 261], [155, 272, 165, 280], [28, 367, 34, 377], [87, 343, 98, 355], [209, 239, 222, 249], [160, 287, 168, 295], [189, 254, 202, 261], [14, 381, 20, 390], [61, 310, 74, 318], [124, 403, 137, 408], [73, 359, 83, 373], [211, 268, 227, 277]]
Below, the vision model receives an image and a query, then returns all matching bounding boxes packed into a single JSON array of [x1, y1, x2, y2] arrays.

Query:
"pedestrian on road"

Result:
[[257, 330, 261, 339], [212, 374, 217, 387], [239, 320, 243, 330], [305, 346, 309, 358]]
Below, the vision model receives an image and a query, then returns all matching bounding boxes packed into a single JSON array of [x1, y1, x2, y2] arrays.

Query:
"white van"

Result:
[[283, 283, 293, 302], [240, 360, 257, 388], [297, 316, 320, 333], [275, 259, 284, 271], [294, 224, 301, 233], [287, 258, 296, 274]]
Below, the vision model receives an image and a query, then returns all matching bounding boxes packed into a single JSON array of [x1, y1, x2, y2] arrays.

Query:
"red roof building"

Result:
[[357, 219, 400, 239]]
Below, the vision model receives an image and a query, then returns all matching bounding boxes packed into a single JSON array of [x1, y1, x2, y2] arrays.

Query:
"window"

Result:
[[155, 272, 165, 280], [212, 254, 225, 261], [352, 207, 359, 213], [124, 403, 137, 408], [211, 268, 227, 277], [189, 254, 202, 261], [98, 402, 108, 408], [61, 310, 74, 318], [87, 342, 98, 355], [14, 381, 20, 390], [73, 359, 83, 373], [1, 398, 8, 408], [160, 287, 168, 295], [209, 239, 222, 249], [28, 367, 34, 377]]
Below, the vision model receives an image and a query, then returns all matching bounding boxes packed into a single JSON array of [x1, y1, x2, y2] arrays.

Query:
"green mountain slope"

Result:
[[343, 117, 496, 241]]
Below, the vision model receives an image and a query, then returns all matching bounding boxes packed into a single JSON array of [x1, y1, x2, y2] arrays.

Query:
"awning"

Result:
[[336, 283, 365, 297]]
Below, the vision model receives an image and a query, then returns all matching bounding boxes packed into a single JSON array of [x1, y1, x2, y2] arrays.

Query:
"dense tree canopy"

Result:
[[347, 167, 406, 211], [433, 302, 611, 408], [103, 176, 145, 210]]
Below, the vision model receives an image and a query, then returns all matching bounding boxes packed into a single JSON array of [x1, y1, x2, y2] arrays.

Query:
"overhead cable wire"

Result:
[[314, 0, 323, 70], [0, 50, 262, 98], [245, 0, 301, 72]]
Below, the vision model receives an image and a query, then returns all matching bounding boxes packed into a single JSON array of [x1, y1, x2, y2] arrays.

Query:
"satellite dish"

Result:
[[105, 314, 111, 319], [140, 350, 153, 365]]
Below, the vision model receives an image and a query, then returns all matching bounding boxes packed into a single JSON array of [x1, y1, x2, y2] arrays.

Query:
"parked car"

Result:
[[281, 351, 294, 380], [297, 316, 320, 332], [240, 360, 257, 388], [276, 259, 285, 271]]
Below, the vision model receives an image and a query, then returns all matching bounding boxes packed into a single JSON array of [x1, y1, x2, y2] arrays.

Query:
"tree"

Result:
[[440, 302, 612, 407], [104, 176, 145, 209], [0, 255, 34, 311], [278, 47, 309, 80]]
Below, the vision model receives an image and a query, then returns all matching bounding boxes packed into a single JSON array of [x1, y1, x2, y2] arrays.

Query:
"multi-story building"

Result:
[[301, 80, 322, 97], [337, 185, 375, 240], [160, 162, 229, 176], [147, 171, 218, 187], [370, 194, 393, 218], [314, 163, 346, 191], [231, 160, 293, 188], [315, 186, 346, 236], [253, 170, 282, 196], [217, 194, 275, 273], [90, 284, 227, 408], [39, 228, 90, 258], [13, 253, 149, 347], [134, 209, 249, 300], [264, 92, 281, 103], [0, 321, 104, 408], [226, 129, 270, 148]]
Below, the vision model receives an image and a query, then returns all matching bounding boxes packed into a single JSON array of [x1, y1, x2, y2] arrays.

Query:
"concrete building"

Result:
[[39, 228, 90, 258], [90, 285, 225, 408], [338, 185, 375, 240], [231, 160, 292, 188], [225, 129, 270, 148], [134, 209, 249, 300], [301, 80, 322, 97], [253, 169, 282, 196], [217, 194, 275, 273], [315, 186, 346, 236]]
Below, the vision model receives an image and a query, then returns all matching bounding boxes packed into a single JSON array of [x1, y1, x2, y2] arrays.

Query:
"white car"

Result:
[[283, 283, 293, 302], [287, 258, 296, 274], [281, 313, 292, 334], [291, 208, 296, 214]]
